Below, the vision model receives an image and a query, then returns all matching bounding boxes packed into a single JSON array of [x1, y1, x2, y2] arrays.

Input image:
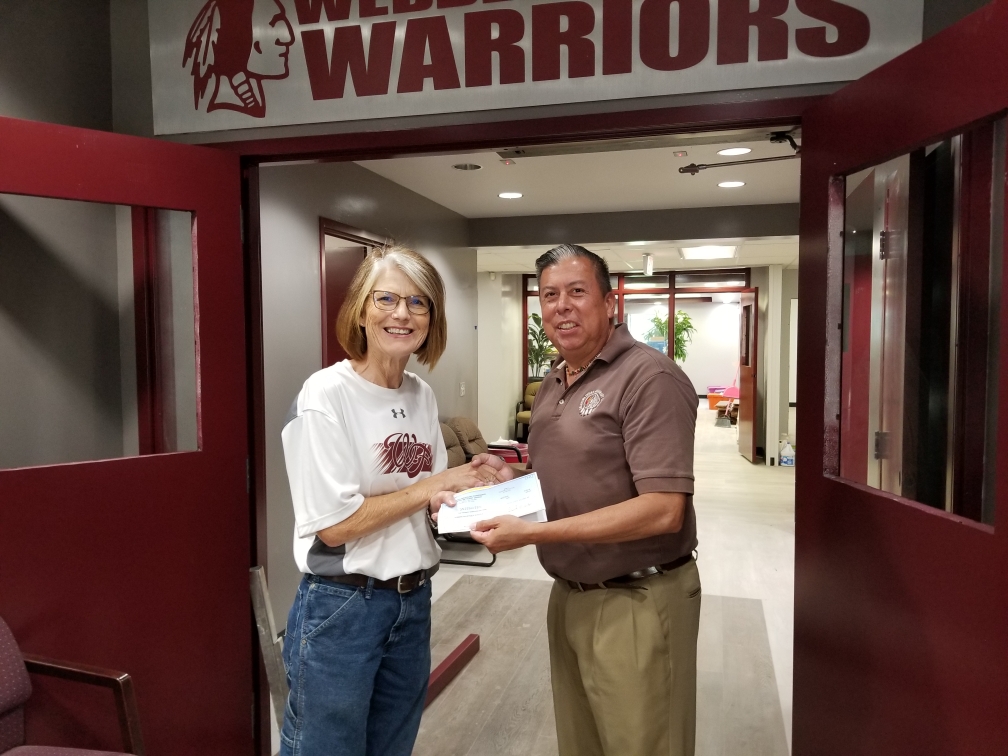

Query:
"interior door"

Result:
[[738, 287, 759, 462], [322, 241, 367, 367], [796, 3, 1008, 754], [0, 117, 251, 755]]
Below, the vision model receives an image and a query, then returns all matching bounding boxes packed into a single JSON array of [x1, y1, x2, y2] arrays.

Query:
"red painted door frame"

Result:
[[0, 117, 252, 755], [796, 2, 1008, 754]]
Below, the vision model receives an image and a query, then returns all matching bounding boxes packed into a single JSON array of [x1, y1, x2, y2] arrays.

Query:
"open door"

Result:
[[0, 117, 251, 755], [797, 3, 1008, 754], [738, 288, 759, 462]]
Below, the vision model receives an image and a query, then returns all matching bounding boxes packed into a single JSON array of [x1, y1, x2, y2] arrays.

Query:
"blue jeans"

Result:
[[280, 574, 432, 756]]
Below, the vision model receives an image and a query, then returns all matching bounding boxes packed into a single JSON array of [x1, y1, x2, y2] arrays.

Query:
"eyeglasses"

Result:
[[372, 290, 432, 315]]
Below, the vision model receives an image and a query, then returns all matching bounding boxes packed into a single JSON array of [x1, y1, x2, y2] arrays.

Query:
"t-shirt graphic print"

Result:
[[282, 360, 446, 581]]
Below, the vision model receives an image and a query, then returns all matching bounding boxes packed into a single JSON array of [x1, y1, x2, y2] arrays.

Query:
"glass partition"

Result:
[[838, 119, 1005, 525], [0, 195, 199, 469]]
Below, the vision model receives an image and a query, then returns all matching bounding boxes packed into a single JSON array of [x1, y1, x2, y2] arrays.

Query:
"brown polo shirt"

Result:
[[529, 324, 698, 584]]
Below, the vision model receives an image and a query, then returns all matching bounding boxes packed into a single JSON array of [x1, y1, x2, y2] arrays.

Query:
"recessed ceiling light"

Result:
[[627, 241, 648, 246], [718, 181, 746, 188], [718, 147, 752, 156], [680, 245, 738, 260], [453, 163, 482, 171], [498, 192, 523, 199]]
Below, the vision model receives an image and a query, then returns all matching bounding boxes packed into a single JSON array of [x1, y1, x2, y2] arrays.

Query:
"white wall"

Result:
[[259, 160, 477, 620], [477, 273, 523, 441], [677, 300, 741, 396]]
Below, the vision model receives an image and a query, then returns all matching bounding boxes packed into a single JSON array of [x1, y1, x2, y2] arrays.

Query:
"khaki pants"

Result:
[[547, 561, 702, 756]]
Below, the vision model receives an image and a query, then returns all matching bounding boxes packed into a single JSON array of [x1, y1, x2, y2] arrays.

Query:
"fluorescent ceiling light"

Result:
[[627, 241, 647, 246], [680, 245, 737, 260], [718, 147, 752, 156], [498, 192, 523, 199], [718, 181, 746, 188]]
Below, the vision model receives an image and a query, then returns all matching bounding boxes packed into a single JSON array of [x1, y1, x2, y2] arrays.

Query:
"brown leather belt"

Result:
[[321, 565, 438, 594], [565, 553, 694, 592]]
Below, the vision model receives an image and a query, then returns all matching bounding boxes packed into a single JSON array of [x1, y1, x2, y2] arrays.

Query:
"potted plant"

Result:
[[527, 313, 556, 378], [646, 311, 696, 362]]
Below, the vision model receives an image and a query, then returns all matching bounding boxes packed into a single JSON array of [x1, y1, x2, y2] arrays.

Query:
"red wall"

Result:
[[795, 3, 1008, 753]]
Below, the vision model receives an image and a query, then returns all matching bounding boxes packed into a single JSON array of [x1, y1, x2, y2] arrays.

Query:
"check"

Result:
[[437, 473, 547, 534]]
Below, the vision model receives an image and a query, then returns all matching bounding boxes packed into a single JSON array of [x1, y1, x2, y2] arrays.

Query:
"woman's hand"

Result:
[[428, 490, 456, 525], [428, 455, 514, 523]]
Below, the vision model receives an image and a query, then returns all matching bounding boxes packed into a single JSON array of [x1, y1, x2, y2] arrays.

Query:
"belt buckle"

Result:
[[398, 570, 425, 594]]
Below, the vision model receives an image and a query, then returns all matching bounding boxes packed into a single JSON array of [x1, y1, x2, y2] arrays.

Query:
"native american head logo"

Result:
[[183, 0, 294, 118]]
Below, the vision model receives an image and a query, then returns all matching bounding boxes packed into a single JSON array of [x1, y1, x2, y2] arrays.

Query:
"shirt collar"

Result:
[[545, 324, 634, 383]]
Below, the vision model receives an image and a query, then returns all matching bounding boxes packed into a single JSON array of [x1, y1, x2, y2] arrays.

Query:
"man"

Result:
[[470, 244, 701, 756]]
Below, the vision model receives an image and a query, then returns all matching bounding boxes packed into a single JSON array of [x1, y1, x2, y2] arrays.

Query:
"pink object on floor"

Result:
[[722, 386, 740, 400]]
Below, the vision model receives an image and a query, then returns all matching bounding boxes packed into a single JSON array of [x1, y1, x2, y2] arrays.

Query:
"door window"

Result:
[[0, 195, 199, 469], [837, 118, 1005, 525]]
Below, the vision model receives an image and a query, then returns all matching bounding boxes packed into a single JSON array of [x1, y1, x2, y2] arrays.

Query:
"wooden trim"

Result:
[[319, 217, 387, 248], [25, 654, 146, 755], [318, 217, 385, 368], [674, 286, 750, 295], [217, 98, 814, 163], [241, 162, 272, 756], [424, 634, 480, 707]]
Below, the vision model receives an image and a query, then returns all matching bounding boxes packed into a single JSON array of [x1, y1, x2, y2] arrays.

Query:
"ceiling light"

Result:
[[718, 181, 746, 188], [643, 253, 654, 276], [718, 147, 752, 157], [453, 163, 482, 171], [627, 241, 647, 246], [498, 192, 523, 199], [680, 245, 738, 260]]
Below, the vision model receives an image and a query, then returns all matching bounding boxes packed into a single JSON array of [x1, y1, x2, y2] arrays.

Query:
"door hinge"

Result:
[[874, 431, 890, 460], [878, 230, 888, 260]]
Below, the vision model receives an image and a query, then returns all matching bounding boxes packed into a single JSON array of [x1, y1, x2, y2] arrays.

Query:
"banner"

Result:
[[149, 0, 923, 135]]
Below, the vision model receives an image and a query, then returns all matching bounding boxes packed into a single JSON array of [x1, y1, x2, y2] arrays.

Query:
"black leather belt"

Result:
[[321, 564, 438, 594], [565, 553, 694, 592]]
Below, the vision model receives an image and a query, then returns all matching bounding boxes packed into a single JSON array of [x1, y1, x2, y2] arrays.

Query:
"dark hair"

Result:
[[535, 244, 612, 294]]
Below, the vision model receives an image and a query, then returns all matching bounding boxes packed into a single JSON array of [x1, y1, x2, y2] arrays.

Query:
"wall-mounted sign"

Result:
[[149, 0, 923, 135]]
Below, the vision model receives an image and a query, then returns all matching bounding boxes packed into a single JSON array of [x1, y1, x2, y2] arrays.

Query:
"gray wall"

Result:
[[470, 205, 800, 247], [259, 161, 477, 620], [0, 1, 112, 130]]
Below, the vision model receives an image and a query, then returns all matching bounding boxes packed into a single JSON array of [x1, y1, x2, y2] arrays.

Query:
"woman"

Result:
[[279, 245, 506, 756]]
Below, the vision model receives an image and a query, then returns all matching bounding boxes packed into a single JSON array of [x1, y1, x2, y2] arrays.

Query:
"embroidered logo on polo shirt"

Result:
[[579, 389, 605, 417]]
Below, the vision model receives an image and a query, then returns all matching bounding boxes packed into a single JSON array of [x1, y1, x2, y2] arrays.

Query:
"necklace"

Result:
[[566, 348, 605, 377]]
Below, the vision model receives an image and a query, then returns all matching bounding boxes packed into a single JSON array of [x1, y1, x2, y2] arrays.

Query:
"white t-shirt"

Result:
[[281, 360, 446, 580]]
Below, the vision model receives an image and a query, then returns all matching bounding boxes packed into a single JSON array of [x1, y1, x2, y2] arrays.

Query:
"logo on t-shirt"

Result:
[[391, 408, 406, 418], [579, 389, 605, 417], [373, 433, 433, 478]]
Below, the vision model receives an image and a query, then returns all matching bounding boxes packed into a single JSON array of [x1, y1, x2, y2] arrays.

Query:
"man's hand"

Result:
[[470, 453, 516, 483], [469, 515, 539, 554]]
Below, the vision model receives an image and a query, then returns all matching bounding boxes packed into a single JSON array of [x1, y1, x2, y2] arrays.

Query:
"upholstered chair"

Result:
[[0, 615, 143, 755]]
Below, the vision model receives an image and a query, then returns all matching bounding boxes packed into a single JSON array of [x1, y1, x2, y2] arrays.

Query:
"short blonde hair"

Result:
[[336, 244, 448, 368]]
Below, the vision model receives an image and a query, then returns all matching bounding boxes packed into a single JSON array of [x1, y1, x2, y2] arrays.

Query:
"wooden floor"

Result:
[[416, 575, 789, 756]]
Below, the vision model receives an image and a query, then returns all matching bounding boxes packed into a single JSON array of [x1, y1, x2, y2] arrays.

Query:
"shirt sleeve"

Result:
[[281, 407, 366, 539], [621, 371, 697, 495]]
